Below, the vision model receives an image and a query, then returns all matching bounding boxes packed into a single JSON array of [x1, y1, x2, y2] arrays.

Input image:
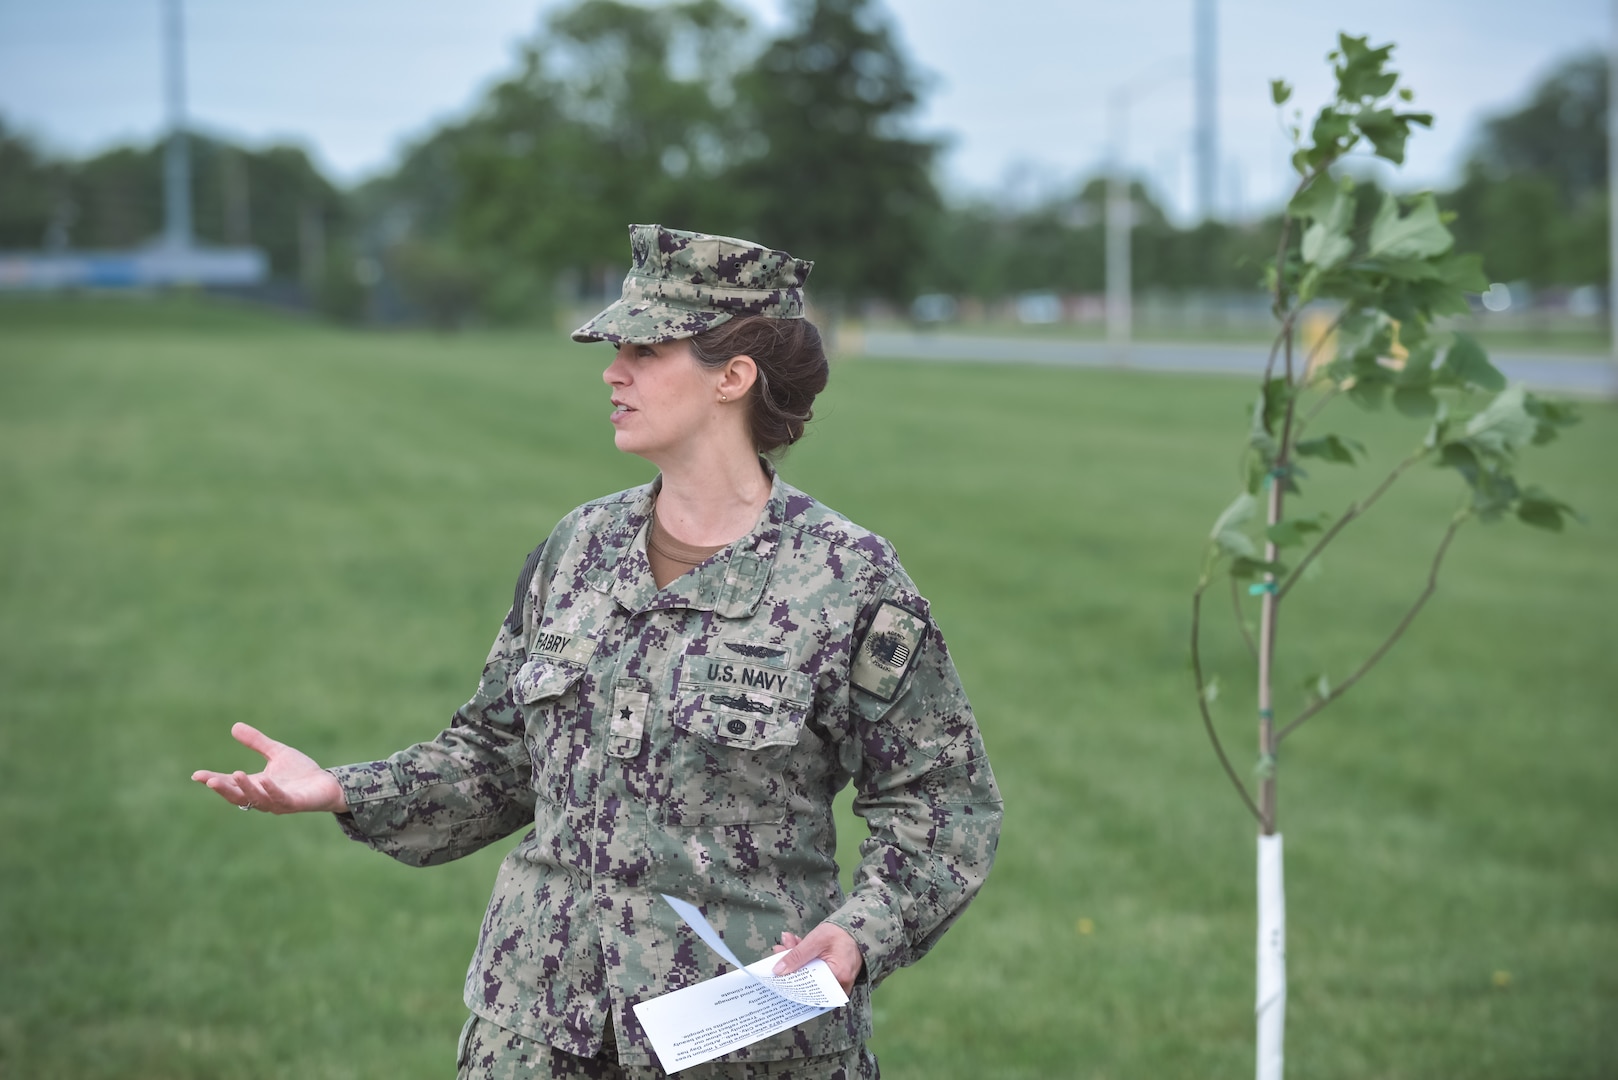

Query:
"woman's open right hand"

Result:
[[191, 722, 349, 814]]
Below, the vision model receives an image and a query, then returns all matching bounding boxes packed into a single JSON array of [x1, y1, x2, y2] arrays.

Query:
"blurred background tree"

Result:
[[443, 0, 757, 323], [0, 118, 69, 250], [0, 5, 1609, 328], [727, 0, 940, 307], [1444, 53, 1608, 289]]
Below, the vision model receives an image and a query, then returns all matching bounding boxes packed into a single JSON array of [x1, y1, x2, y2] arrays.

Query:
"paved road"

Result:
[[853, 330, 1618, 398]]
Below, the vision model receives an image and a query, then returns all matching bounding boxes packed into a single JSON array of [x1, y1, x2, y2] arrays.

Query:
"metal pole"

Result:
[[1106, 91, 1132, 362], [162, 0, 192, 250], [1194, 0, 1218, 221], [1608, 0, 1617, 366]]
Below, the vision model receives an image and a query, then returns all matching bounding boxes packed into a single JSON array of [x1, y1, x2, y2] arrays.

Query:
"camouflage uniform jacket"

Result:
[[328, 470, 1003, 1067]]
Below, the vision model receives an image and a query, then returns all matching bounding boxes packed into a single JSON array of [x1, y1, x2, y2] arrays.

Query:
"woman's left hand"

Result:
[[770, 922, 863, 994]]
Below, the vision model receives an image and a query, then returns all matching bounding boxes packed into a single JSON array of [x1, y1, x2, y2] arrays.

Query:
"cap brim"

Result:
[[570, 298, 732, 345]]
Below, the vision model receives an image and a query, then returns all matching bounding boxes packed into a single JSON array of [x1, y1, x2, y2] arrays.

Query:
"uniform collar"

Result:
[[592, 462, 786, 619]]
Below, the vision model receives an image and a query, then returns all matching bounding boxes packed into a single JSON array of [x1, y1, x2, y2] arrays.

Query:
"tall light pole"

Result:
[[162, 0, 193, 250], [1194, 0, 1219, 221], [1608, 0, 1617, 369], [1106, 89, 1133, 362], [1106, 65, 1188, 363]]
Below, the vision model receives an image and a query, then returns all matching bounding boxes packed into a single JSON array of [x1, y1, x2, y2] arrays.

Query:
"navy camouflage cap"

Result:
[[571, 224, 814, 345]]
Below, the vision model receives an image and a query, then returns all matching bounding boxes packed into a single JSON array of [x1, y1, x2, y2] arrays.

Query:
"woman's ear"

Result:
[[715, 355, 758, 402]]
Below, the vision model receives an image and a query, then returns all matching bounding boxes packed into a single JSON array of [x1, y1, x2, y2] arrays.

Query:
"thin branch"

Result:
[[1262, 167, 1328, 384], [1296, 384, 1342, 436], [1277, 514, 1469, 743], [1273, 170, 1324, 284], [1276, 318, 1301, 473], [1191, 583, 1264, 824], [1262, 327, 1287, 385], [1276, 448, 1428, 601], [1272, 180, 1305, 308], [1230, 573, 1259, 662]]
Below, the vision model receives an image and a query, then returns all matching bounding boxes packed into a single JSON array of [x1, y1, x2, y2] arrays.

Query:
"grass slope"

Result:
[[1, 298, 1613, 1078]]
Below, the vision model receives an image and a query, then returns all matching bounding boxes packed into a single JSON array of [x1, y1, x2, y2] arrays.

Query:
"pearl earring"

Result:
[[719, 394, 728, 402]]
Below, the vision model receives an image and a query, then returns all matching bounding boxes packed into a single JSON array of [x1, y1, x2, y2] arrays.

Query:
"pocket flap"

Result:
[[513, 659, 584, 704]]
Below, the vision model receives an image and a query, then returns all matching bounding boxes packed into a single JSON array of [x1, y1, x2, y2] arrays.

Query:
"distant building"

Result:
[[0, 241, 267, 291]]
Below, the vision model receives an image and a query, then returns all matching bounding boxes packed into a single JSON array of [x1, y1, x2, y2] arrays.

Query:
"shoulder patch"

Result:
[[851, 600, 928, 702]]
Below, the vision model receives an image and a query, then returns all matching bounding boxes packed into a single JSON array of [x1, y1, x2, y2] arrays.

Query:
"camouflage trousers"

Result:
[[456, 1014, 879, 1080]]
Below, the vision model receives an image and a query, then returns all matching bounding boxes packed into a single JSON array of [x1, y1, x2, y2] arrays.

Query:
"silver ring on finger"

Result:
[[240, 802, 254, 811]]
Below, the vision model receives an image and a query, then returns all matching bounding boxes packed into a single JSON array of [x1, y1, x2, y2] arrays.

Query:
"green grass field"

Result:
[[2, 295, 1614, 1079]]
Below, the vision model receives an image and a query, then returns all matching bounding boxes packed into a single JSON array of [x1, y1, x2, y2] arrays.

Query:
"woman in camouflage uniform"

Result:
[[194, 225, 1002, 1079]]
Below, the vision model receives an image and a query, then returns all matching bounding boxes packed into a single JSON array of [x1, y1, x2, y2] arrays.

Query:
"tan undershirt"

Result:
[[647, 508, 728, 589]]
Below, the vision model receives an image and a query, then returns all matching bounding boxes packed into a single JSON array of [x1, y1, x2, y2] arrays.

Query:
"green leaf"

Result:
[[1302, 223, 1354, 270], [1470, 467, 1521, 521], [1369, 258, 1443, 282], [1310, 106, 1355, 150], [1438, 439, 1480, 474], [1361, 111, 1433, 164], [1271, 79, 1292, 106], [1392, 385, 1438, 417], [1398, 87, 1415, 102], [1210, 491, 1259, 558], [1266, 517, 1326, 548], [1334, 34, 1398, 100], [1524, 394, 1581, 445], [1331, 309, 1390, 367], [1434, 251, 1489, 293], [1347, 378, 1387, 410], [1516, 497, 1567, 531], [1297, 265, 1324, 304], [1356, 107, 1410, 164], [1396, 337, 1439, 384], [1297, 178, 1356, 270], [1257, 377, 1290, 435], [1439, 334, 1506, 391], [1367, 193, 1454, 261], [1463, 384, 1537, 457], [1294, 433, 1365, 464], [1301, 672, 1331, 702], [1395, 274, 1475, 319], [1289, 174, 1350, 223], [1515, 486, 1578, 532], [1440, 436, 1522, 520], [1243, 446, 1270, 495], [1218, 529, 1260, 560], [1424, 402, 1453, 449], [1230, 556, 1287, 581]]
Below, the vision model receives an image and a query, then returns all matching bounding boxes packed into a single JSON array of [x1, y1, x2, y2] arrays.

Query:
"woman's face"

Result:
[[602, 339, 723, 461]]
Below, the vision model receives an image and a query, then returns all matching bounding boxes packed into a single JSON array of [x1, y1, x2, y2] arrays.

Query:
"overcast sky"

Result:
[[0, 0, 1607, 221]]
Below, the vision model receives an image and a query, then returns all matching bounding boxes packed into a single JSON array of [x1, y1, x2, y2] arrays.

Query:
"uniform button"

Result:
[[726, 719, 747, 735]]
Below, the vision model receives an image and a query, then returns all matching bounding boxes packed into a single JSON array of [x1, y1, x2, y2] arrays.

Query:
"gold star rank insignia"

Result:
[[851, 600, 928, 702]]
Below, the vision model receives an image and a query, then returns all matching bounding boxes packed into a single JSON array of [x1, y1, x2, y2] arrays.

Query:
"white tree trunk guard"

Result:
[[1256, 833, 1286, 1080]]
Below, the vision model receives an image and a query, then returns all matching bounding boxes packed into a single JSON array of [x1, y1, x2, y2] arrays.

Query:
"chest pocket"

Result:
[[659, 645, 814, 826], [513, 632, 597, 803]]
